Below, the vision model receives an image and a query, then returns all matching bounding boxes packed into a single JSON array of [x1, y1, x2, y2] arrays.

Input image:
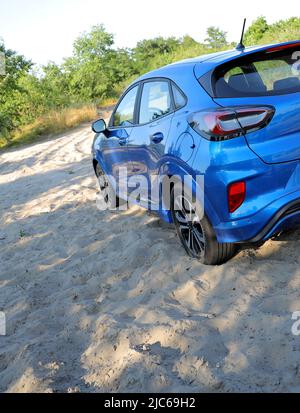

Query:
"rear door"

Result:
[[211, 44, 300, 164]]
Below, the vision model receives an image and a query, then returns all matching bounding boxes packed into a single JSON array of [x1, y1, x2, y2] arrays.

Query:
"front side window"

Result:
[[139, 81, 172, 124], [213, 46, 300, 97], [113, 85, 139, 127]]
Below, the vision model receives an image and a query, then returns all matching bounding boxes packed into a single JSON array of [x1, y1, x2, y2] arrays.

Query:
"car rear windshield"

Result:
[[211, 45, 300, 97]]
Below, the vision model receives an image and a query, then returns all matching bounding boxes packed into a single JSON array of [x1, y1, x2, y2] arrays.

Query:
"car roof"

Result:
[[134, 39, 300, 82]]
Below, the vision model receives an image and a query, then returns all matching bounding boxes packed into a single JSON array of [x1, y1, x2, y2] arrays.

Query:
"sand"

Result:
[[1, 121, 300, 393]]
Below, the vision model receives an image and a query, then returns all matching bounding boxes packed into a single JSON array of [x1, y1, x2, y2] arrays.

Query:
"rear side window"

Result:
[[172, 83, 187, 109], [212, 46, 300, 97]]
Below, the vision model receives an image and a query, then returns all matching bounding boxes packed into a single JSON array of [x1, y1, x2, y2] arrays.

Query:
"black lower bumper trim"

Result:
[[237, 199, 300, 244]]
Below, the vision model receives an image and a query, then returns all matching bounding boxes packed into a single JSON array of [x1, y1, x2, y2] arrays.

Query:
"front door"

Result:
[[103, 84, 140, 196], [128, 80, 174, 207]]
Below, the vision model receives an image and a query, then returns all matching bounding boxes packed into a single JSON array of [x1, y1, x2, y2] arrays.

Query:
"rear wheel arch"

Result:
[[158, 162, 218, 227]]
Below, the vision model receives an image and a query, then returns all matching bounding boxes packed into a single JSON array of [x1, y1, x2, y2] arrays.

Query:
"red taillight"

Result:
[[228, 181, 246, 213], [189, 106, 274, 141]]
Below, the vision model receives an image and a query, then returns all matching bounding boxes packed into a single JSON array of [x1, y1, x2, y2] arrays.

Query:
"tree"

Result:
[[205, 27, 228, 49], [244, 17, 269, 45], [64, 25, 134, 101], [133, 37, 181, 71], [0, 40, 33, 134], [38, 63, 70, 108], [72, 24, 114, 63], [181, 35, 199, 49], [258, 17, 300, 44]]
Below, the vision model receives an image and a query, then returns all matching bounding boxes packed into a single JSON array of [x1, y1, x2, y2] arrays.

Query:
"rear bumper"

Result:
[[214, 190, 300, 243]]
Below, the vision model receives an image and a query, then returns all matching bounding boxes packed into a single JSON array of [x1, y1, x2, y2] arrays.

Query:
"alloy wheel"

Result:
[[173, 195, 205, 258]]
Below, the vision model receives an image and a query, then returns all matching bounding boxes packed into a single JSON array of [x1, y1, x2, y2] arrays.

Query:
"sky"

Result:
[[0, 0, 299, 66]]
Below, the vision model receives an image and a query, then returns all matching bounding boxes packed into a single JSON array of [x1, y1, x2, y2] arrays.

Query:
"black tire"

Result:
[[95, 164, 122, 210], [171, 184, 237, 265]]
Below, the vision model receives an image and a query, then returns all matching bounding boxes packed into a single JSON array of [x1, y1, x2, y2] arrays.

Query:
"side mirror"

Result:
[[92, 119, 107, 134]]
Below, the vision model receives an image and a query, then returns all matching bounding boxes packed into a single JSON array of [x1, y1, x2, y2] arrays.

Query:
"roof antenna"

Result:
[[236, 18, 247, 51]]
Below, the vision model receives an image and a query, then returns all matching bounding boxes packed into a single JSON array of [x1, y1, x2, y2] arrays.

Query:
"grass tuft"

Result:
[[0, 104, 98, 150]]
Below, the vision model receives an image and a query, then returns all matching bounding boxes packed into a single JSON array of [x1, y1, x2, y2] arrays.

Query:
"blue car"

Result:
[[92, 40, 300, 265]]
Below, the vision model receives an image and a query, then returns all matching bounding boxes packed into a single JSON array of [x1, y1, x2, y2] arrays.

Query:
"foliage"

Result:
[[244, 16, 269, 45], [63, 25, 133, 102], [0, 104, 97, 149], [0, 40, 33, 135], [205, 26, 228, 49]]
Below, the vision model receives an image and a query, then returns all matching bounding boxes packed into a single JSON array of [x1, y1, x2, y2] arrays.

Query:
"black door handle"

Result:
[[151, 132, 164, 144], [119, 137, 128, 146]]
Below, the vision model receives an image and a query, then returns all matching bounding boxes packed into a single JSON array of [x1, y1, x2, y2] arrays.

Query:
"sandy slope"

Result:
[[1, 122, 300, 393]]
